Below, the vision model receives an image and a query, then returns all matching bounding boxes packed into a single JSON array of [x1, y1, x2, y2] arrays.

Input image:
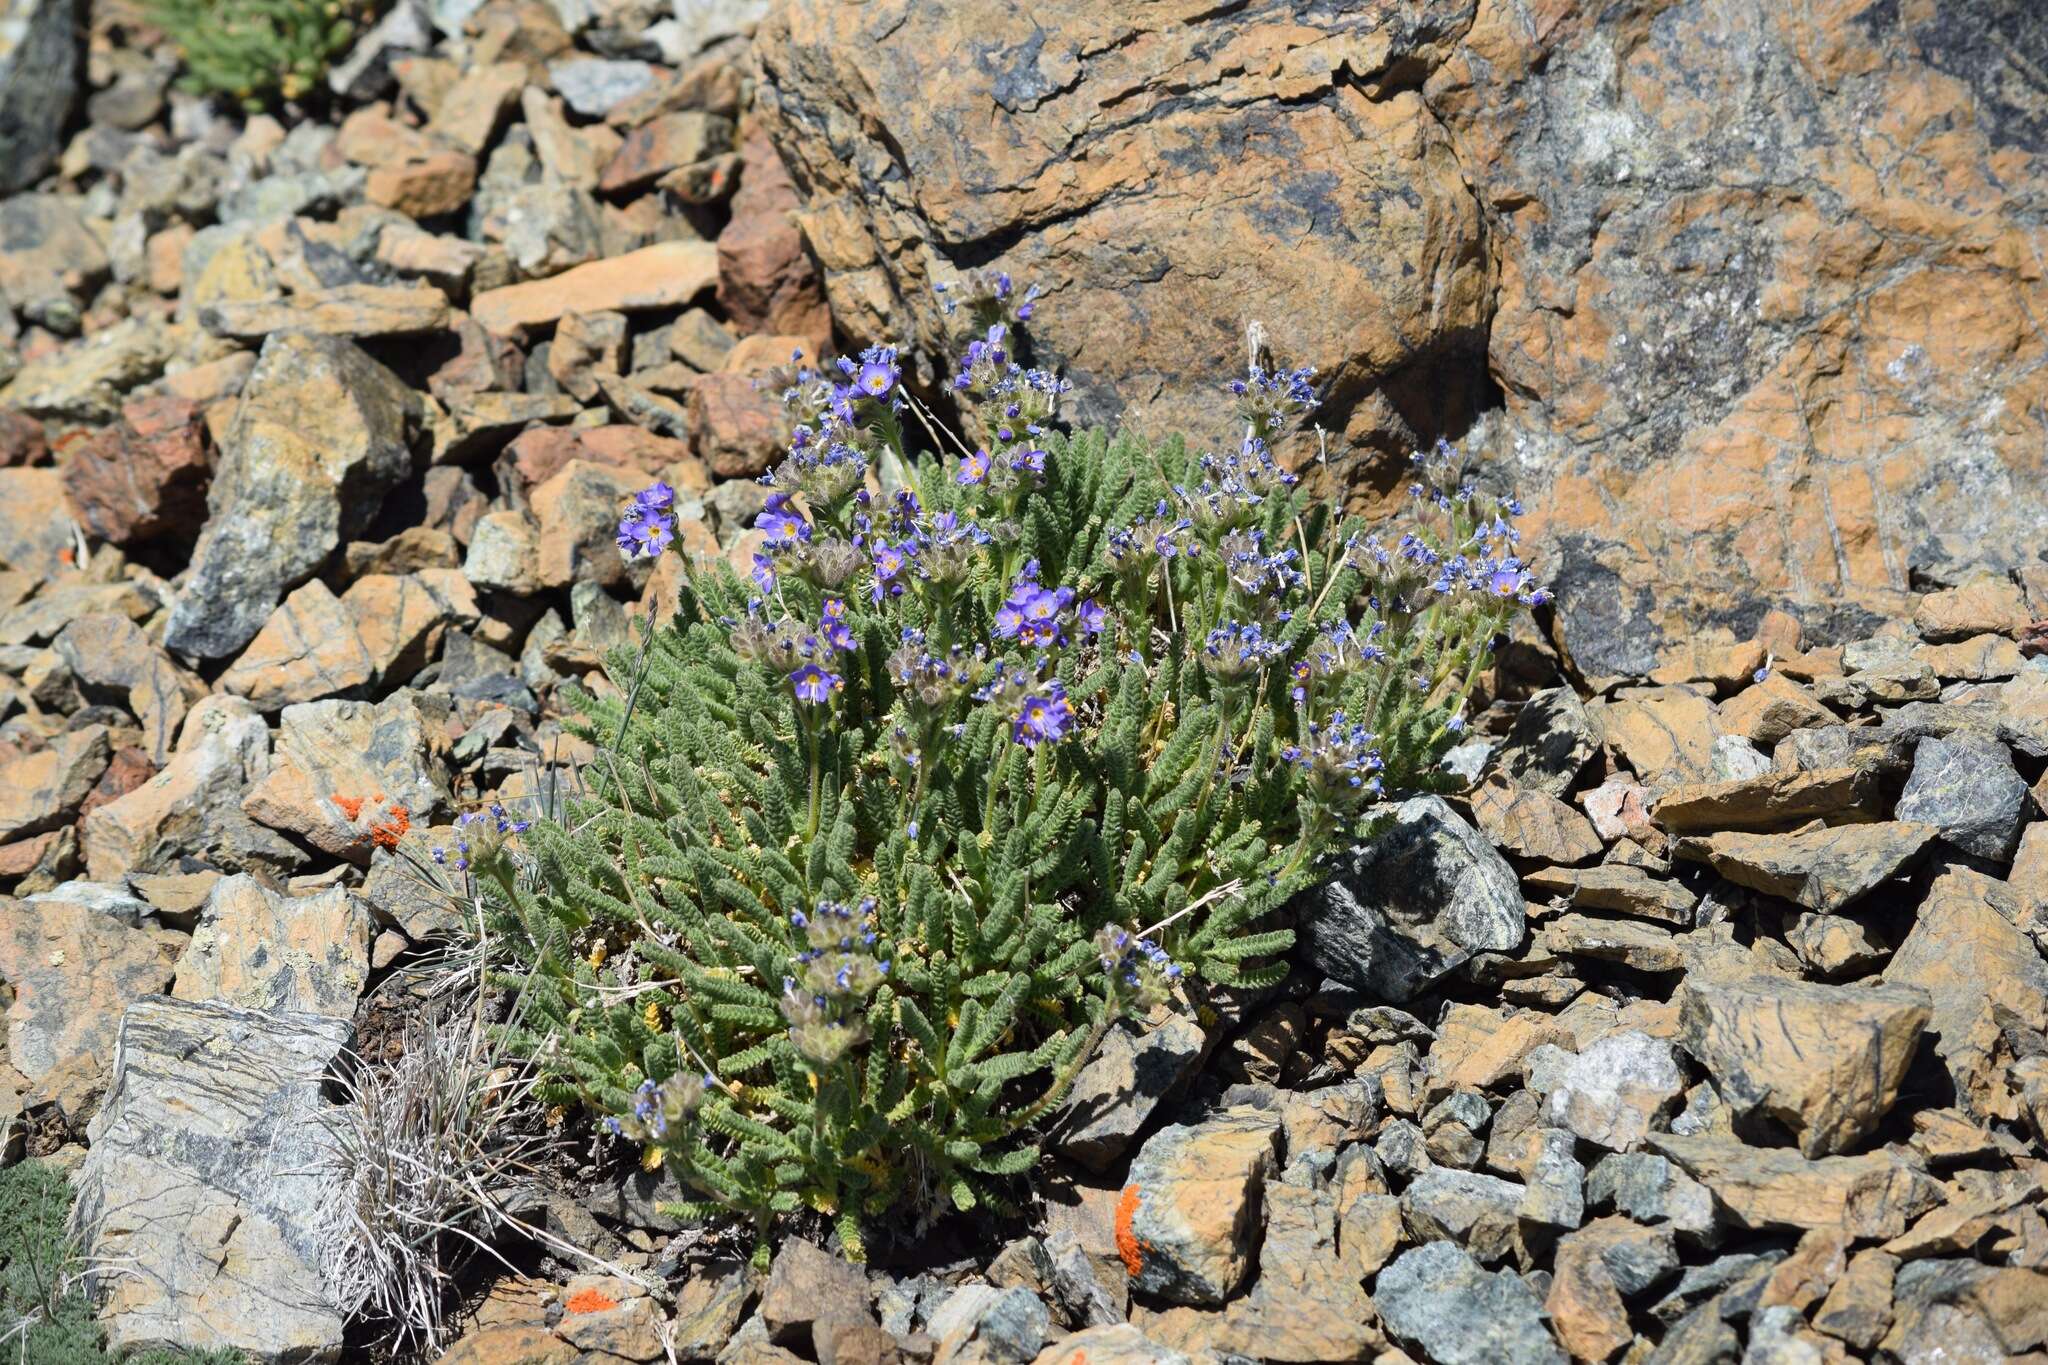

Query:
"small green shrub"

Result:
[[150, 0, 373, 107], [0, 1160, 242, 1365], [464, 279, 1544, 1259]]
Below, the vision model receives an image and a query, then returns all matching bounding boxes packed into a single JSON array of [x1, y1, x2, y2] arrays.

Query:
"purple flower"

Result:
[[1077, 598, 1107, 636], [756, 493, 810, 547], [1012, 684, 1074, 747], [617, 505, 673, 559], [790, 664, 842, 705], [855, 356, 898, 399], [821, 597, 855, 651], [958, 449, 991, 486], [634, 481, 676, 514]]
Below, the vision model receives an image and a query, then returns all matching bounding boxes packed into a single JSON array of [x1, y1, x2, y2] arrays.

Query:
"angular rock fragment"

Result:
[[1119, 1110, 1279, 1307], [73, 997, 352, 1362], [173, 875, 374, 1017], [1675, 822, 1937, 913], [1374, 1240, 1566, 1365], [1677, 976, 1929, 1156], [1055, 1013, 1203, 1171], [1544, 1029, 1684, 1151], [242, 691, 453, 863], [1651, 767, 1875, 834], [1650, 1134, 1943, 1238], [1471, 773, 1603, 864], [1894, 733, 2028, 862]]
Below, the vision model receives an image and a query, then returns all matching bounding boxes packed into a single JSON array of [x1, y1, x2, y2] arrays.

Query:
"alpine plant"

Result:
[[466, 272, 1547, 1261]]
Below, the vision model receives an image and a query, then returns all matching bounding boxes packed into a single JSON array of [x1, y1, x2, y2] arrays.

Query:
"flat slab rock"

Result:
[[1675, 821, 1937, 913], [73, 996, 354, 1363]]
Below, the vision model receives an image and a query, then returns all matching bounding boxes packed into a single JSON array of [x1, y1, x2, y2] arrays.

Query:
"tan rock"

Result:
[[469, 240, 718, 333], [547, 309, 628, 401], [1813, 1248, 1896, 1352], [425, 61, 526, 155], [344, 526, 460, 577], [1029, 1325, 1189, 1365], [1676, 976, 1929, 1156], [0, 896, 173, 1084], [599, 110, 734, 194], [1652, 767, 1875, 833], [438, 1324, 577, 1365], [1543, 914, 1687, 974], [1523, 863, 1695, 926], [365, 149, 480, 218], [1546, 1218, 1671, 1362], [200, 283, 451, 339], [1470, 773, 1602, 865], [375, 225, 486, 291], [1783, 912, 1889, 980], [52, 614, 203, 763], [241, 691, 451, 863], [1592, 687, 1722, 791], [1915, 574, 2029, 642], [1650, 635, 1768, 694], [1883, 865, 2048, 1122], [0, 725, 110, 841], [218, 579, 377, 711], [341, 569, 478, 683], [1675, 821, 1937, 913], [0, 467, 78, 578], [1650, 1134, 1942, 1238], [1120, 1110, 1279, 1307], [522, 88, 617, 190], [1717, 673, 1834, 748], [531, 458, 645, 590], [81, 696, 272, 883], [1913, 634, 2025, 681], [464, 508, 543, 595], [173, 876, 373, 1017]]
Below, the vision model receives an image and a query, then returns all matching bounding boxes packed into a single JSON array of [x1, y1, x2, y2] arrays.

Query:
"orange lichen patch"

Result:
[[1114, 1183, 1147, 1278], [370, 791, 385, 803], [332, 795, 366, 821], [368, 805, 410, 850], [57, 546, 74, 566], [563, 1287, 618, 1315]]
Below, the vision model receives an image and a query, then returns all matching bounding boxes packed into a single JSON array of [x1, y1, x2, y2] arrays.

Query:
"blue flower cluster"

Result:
[[616, 481, 677, 561], [780, 900, 889, 1067], [604, 1071, 709, 1142]]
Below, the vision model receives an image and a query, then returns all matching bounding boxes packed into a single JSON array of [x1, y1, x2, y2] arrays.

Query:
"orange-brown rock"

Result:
[[716, 118, 831, 356], [469, 240, 719, 333], [60, 395, 211, 545], [218, 579, 378, 712], [365, 149, 480, 218]]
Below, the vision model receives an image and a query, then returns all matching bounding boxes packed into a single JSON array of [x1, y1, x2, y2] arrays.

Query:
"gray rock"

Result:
[[24, 879, 154, 925], [1894, 733, 2027, 862], [1518, 1127, 1587, 1231], [1545, 1030, 1683, 1151], [1400, 1166, 1531, 1263], [549, 56, 656, 115], [656, 0, 767, 59], [1649, 1251, 1787, 1328], [1054, 1013, 1203, 1171], [1374, 1118, 1431, 1178], [926, 1285, 1049, 1365], [326, 0, 432, 99], [1374, 1240, 1567, 1365], [166, 333, 419, 660], [1299, 795, 1524, 1001], [1441, 736, 1496, 784], [1709, 735, 1771, 782], [0, 193, 109, 321], [0, 0, 80, 194], [1489, 686, 1602, 797], [73, 997, 352, 1363], [1043, 1232, 1125, 1329], [1585, 1153, 1717, 1239], [173, 876, 374, 1017]]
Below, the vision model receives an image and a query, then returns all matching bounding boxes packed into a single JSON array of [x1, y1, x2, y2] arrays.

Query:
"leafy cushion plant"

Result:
[[467, 279, 1546, 1260]]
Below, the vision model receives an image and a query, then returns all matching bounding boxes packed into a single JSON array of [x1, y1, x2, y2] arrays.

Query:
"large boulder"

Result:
[[757, 0, 2048, 672], [756, 1, 1492, 469]]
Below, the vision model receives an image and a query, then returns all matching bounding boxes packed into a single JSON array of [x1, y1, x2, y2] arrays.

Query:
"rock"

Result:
[[1374, 1240, 1566, 1365], [201, 283, 453, 340], [1651, 768, 1875, 834], [60, 394, 211, 545], [1399, 1166, 1530, 1264], [1893, 734, 2028, 863], [441, 1324, 575, 1364], [1812, 1249, 1896, 1352], [73, 997, 351, 1362], [173, 875, 374, 1017], [1544, 1030, 1684, 1151], [0, 894, 172, 1088], [601, 110, 734, 193], [1915, 634, 2025, 682], [1300, 795, 1524, 1000], [556, 1275, 666, 1360], [1594, 687, 1723, 791], [1758, 1226, 1849, 1315], [1548, 1218, 1678, 1362], [928, 1285, 1048, 1365], [1488, 687, 1602, 798], [1783, 912, 1890, 981], [1999, 666, 2048, 758], [242, 692, 452, 863], [465, 511, 542, 596], [1882, 865, 2048, 1122], [715, 118, 830, 352], [1055, 1013, 1204, 1171], [760, 1239, 872, 1351], [1118, 1109, 1279, 1307], [1522, 863, 1696, 926], [1585, 1152, 1717, 1239], [549, 56, 654, 116], [53, 613, 201, 762], [470, 240, 719, 333], [0, 724, 110, 840], [756, 4, 1488, 468], [426, 61, 525, 156], [1674, 822, 1937, 914], [531, 458, 646, 590], [341, 570, 477, 684], [0, 0, 77, 189], [1543, 913, 1688, 974], [165, 333, 419, 660], [1717, 674, 1832, 749], [1676, 976, 1930, 1156], [365, 150, 479, 217], [3, 317, 174, 422], [1471, 773, 1603, 864], [1915, 574, 2030, 643], [1029, 1325, 1187, 1365], [218, 579, 378, 711], [689, 369, 786, 480], [0, 409, 47, 466], [81, 696, 279, 882], [1649, 1134, 1942, 1238]]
